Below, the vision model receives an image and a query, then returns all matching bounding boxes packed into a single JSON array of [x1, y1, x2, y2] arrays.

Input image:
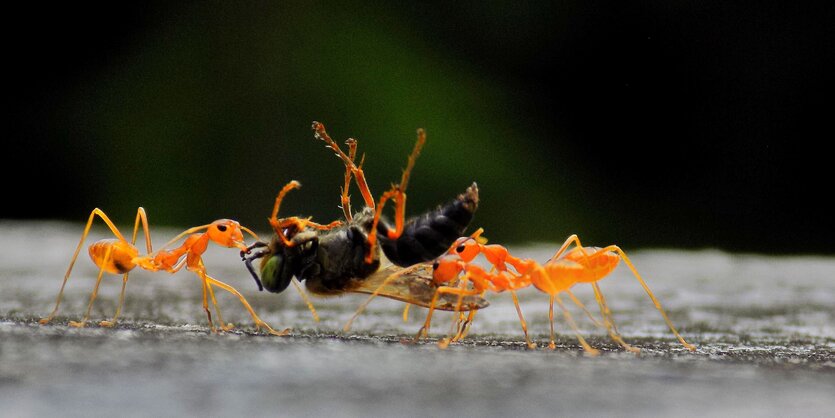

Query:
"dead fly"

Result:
[[241, 122, 488, 324]]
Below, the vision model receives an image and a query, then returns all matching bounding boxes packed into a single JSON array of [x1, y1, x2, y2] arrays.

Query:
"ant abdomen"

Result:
[[88, 239, 139, 274]]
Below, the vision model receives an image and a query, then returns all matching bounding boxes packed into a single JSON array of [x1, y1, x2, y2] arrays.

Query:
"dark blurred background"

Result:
[[5, 2, 833, 253]]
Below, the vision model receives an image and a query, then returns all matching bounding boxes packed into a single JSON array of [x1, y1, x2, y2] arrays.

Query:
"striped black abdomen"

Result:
[[379, 183, 479, 267]]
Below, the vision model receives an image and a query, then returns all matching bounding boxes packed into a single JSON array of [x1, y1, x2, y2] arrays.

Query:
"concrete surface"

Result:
[[0, 221, 833, 417]]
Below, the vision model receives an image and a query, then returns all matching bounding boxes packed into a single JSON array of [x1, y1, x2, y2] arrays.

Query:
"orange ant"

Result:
[[39, 207, 287, 335], [429, 234, 697, 354]]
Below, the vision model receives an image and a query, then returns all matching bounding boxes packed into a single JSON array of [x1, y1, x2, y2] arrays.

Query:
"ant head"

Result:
[[450, 237, 481, 262], [432, 255, 464, 284], [207, 219, 247, 251]]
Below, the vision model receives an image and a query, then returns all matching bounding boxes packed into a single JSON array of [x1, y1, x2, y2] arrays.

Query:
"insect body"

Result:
[[40, 208, 285, 335], [242, 122, 487, 316]]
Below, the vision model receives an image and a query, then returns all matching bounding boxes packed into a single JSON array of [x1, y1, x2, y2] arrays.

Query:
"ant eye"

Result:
[[433, 261, 439, 270], [456, 245, 465, 253], [216, 225, 228, 232]]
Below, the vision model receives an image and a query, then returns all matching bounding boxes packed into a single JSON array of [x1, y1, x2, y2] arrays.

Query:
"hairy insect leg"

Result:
[[365, 128, 426, 264], [312, 121, 375, 209], [603, 245, 696, 351], [203, 274, 289, 336], [553, 295, 600, 356], [41, 208, 139, 325], [343, 268, 409, 332], [402, 304, 411, 322], [591, 283, 640, 353], [290, 278, 320, 322], [339, 138, 359, 221], [268, 181, 302, 246]]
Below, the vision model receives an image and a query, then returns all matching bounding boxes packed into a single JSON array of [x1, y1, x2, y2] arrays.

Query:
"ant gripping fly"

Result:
[[241, 122, 488, 321], [40, 208, 286, 335], [427, 234, 697, 354]]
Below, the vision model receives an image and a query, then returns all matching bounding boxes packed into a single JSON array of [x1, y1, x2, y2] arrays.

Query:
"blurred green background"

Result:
[[5, 2, 833, 253]]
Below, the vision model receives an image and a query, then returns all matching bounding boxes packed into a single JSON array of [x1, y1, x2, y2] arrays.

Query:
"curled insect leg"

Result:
[[312, 121, 375, 209], [554, 294, 599, 356], [204, 275, 289, 336], [591, 283, 640, 353], [365, 128, 426, 264]]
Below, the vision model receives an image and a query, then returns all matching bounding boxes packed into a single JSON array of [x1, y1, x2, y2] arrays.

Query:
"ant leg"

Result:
[[547, 234, 586, 263], [101, 208, 152, 328], [439, 275, 473, 348], [591, 283, 640, 353], [99, 273, 129, 327], [565, 289, 604, 328], [41, 208, 132, 325], [453, 309, 477, 342], [413, 290, 441, 343], [205, 280, 233, 332], [604, 246, 697, 351], [554, 294, 600, 356], [200, 277, 217, 332], [416, 285, 480, 344], [204, 275, 290, 336], [312, 121, 375, 209], [511, 290, 536, 349], [69, 246, 113, 328]]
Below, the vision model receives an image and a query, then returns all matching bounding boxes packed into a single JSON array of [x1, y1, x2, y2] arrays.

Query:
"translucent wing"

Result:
[[345, 263, 490, 311]]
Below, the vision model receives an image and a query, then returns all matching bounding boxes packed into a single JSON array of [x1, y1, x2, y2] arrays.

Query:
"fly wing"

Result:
[[345, 263, 490, 311]]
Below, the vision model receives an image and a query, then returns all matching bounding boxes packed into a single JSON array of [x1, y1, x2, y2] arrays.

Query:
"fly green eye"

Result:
[[259, 253, 292, 293]]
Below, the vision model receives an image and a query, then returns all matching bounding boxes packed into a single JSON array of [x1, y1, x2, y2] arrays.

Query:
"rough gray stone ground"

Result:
[[1, 221, 833, 417]]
